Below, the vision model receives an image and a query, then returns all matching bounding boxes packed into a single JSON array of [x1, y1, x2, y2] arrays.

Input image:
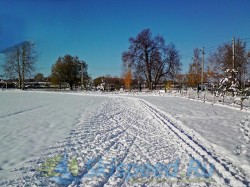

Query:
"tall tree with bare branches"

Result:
[[122, 29, 181, 90], [187, 48, 203, 87], [207, 38, 248, 87], [2, 41, 37, 89]]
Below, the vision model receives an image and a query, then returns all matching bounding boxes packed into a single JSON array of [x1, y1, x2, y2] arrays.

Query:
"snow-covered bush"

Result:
[[217, 69, 239, 97], [217, 68, 249, 109]]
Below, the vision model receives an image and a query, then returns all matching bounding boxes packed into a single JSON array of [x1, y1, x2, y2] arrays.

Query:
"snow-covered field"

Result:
[[0, 91, 109, 179], [0, 91, 250, 186]]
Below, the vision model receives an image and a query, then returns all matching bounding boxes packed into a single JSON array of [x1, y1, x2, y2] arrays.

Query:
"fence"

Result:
[[177, 90, 250, 111]]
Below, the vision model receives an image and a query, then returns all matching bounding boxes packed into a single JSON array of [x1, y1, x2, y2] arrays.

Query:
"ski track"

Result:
[[1, 97, 249, 187], [0, 105, 48, 119]]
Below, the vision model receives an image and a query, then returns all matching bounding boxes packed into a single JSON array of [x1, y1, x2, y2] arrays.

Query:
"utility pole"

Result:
[[201, 47, 205, 91], [78, 62, 85, 90], [232, 37, 235, 69], [81, 63, 84, 89], [232, 37, 236, 96]]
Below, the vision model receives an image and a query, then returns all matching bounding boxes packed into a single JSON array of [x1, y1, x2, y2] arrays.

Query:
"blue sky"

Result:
[[0, 0, 250, 78]]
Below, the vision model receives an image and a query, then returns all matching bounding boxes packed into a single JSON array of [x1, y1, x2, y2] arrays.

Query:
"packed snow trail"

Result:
[[1, 97, 249, 186], [135, 95, 250, 175]]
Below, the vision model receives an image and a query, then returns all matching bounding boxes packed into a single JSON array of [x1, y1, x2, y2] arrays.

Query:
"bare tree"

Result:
[[187, 48, 203, 87], [193, 48, 202, 67], [206, 52, 224, 85], [207, 39, 248, 88], [2, 41, 37, 89], [122, 29, 181, 90]]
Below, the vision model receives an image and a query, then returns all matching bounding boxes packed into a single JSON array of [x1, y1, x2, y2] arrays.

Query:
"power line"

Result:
[[180, 40, 231, 58], [37, 67, 51, 70], [89, 66, 121, 70], [33, 37, 250, 75], [37, 66, 121, 71], [205, 40, 231, 50], [180, 37, 250, 60]]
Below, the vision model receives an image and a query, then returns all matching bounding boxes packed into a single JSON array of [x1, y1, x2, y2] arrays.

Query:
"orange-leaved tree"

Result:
[[124, 69, 132, 90]]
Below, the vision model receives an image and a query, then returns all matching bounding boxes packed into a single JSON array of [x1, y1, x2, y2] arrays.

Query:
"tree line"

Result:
[[187, 39, 249, 88], [1, 42, 89, 90], [121, 29, 250, 92], [1, 29, 249, 92]]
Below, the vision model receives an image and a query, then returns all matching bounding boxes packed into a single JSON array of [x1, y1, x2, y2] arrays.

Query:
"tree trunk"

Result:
[[21, 67, 25, 90], [18, 76, 21, 89], [21, 74, 25, 90], [21, 47, 26, 90], [17, 55, 22, 89], [21, 60, 25, 90], [70, 83, 73, 90]]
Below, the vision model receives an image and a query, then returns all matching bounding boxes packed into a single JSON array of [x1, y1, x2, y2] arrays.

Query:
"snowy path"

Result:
[[134, 96, 250, 175], [2, 96, 249, 186]]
